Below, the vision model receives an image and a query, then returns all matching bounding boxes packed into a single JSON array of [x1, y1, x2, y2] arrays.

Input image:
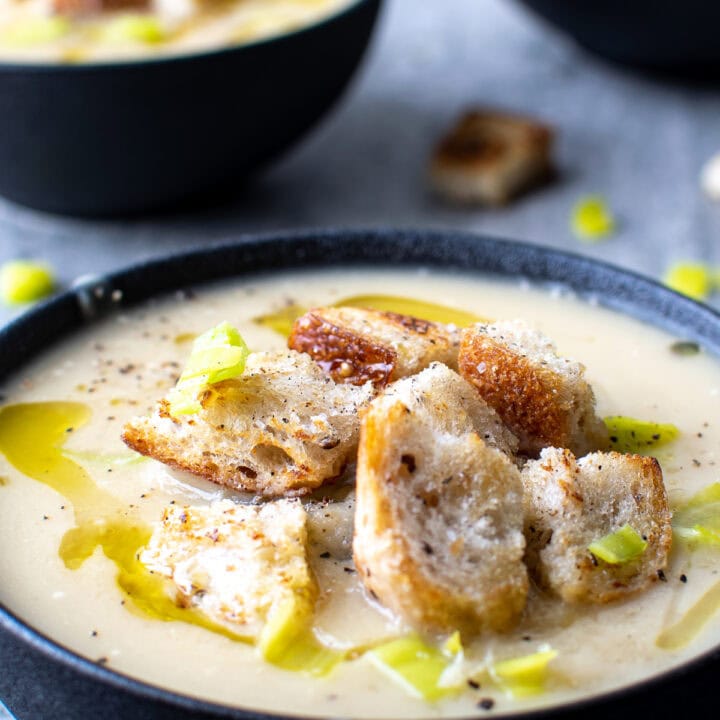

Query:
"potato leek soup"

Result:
[[0, 0, 353, 63], [1, 268, 720, 718]]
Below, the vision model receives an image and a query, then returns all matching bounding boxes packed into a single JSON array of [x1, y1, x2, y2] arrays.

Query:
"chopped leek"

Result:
[[0, 260, 55, 306], [1, 17, 69, 46], [103, 15, 165, 44], [588, 524, 647, 565], [663, 262, 713, 302], [604, 416, 679, 454], [672, 483, 720, 546], [443, 630, 463, 656], [656, 579, 720, 650], [168, 322, 249, 417], [259, 596, 344, 677], [367, 634, 460, 701], [491, 647, 558, 698], [571, 195, 615, 242]]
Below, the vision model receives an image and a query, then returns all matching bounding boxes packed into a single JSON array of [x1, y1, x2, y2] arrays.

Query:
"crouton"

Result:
[[122, 351, 373, 498], [53, 0, 149, 14], [522, 448, 672, 604], [353, 364, 528, 635], [459, 320, 608, 457], [140, 499, 316, 636], [288, 306, 459, 389], [430, 110, 553, 206]]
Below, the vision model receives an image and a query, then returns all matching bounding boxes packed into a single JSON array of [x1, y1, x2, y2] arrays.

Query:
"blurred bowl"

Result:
[[0, 0, 381, 217], [514, 0, 720, 74]]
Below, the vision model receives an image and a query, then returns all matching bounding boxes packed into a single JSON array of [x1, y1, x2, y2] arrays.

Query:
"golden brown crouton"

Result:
[[459, 320, 608, 457], [522, 448, 672, 603], [353, 364, 527, 635], [430, 110, 553, 205], [140, 499, 316, 636], [122, 351, 373, 497], [288, 306, 459, 389], [53, 0, 149, 14]]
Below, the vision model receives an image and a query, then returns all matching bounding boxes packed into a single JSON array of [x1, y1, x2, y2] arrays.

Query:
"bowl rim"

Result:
[[0, 0, 378, 73], [1, 227, 720, 719]]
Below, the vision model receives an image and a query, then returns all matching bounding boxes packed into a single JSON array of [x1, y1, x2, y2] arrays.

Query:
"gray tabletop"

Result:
[[1, 0, 719, 326]]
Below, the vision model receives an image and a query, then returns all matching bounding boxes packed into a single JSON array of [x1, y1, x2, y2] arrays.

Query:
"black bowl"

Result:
[[0, 0, 381, 217], [514, 0, 720, 74], [2, 229, 720, 720]]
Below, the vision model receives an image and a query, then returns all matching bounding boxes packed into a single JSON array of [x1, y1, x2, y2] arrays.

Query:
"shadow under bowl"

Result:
[[0, 0, 381, 217]]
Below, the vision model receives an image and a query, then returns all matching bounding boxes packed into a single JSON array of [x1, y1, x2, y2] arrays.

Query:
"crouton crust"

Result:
[[522, 448, 672, 604], [289, 306, 458, 389], [353, 366, 527, 635], [122, 351, 373, 497], [459, 321, 608, 457]]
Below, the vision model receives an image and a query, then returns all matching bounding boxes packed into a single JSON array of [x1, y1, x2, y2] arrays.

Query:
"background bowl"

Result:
[[0, 0, 381, 217], [513, 0, 720, 74], [1, 228, 720, 718]]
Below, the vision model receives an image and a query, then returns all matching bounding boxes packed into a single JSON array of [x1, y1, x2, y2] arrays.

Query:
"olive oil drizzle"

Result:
[[0, 402, 251, 645], [254, 295, 486, 338]]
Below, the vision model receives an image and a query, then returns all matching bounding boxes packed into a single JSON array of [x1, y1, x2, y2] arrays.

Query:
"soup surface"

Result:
[[0, 0, 353, 63], [1, 268, 720, 717]]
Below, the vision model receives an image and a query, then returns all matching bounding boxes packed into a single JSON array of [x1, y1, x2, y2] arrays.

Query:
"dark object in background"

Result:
[[514, 0, 720, 75], [0, 0, 380, 217], [2, 228, 720, 719]]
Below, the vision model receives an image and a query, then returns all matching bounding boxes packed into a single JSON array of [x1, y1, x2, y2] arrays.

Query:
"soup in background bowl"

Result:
[[0, 0, 356, 63], [1, 230, 720, 719]]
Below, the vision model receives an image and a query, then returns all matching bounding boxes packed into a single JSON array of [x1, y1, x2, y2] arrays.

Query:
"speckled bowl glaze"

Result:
[[1, 229, 719, 719], [0, 0, 381, 217]]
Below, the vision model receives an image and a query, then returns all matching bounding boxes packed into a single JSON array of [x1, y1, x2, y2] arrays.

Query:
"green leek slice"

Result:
[[672, 483, 720, 545], [656, 580, 720, 650], [367, 634, 460, 701], [0, 260, 55, 306], [604, 416, 679, 454], [258, 596, 344, 677], [168, 322, 249, 417], [1, 17, 70, 46], [571, 195, 615, 242], [103, 15, 165, 44], [588, 524, 647, 565], [663, 262, 713, 302], [491, 648, 558, 698]]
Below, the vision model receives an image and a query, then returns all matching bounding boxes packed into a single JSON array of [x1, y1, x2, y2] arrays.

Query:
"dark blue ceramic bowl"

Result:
[[0, 0, 381, 217], [514, 0, 720, 74], [1, 229, 720, 719]]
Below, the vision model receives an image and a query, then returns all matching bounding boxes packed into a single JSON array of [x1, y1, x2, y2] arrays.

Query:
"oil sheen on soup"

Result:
[[0, 269, 719, 718]]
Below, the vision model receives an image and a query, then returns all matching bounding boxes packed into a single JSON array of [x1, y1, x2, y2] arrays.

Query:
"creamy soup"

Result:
[[1, 268, 720, 718], [0, 0, 353, 63]]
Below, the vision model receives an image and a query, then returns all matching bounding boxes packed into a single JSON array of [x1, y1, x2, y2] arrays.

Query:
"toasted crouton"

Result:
[[140, 499, 316, 636], [53, 0, 149, 14], [353, 364, 528, 635], [459, 320, 608, 457], [430, 110, 553, 206], [522, 448, 672, 604], [288, 306, 459, 389], [122, 351, 373, 497]]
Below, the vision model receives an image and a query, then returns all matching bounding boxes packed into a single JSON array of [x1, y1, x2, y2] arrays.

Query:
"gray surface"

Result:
[[1, 0, 719, 325]]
